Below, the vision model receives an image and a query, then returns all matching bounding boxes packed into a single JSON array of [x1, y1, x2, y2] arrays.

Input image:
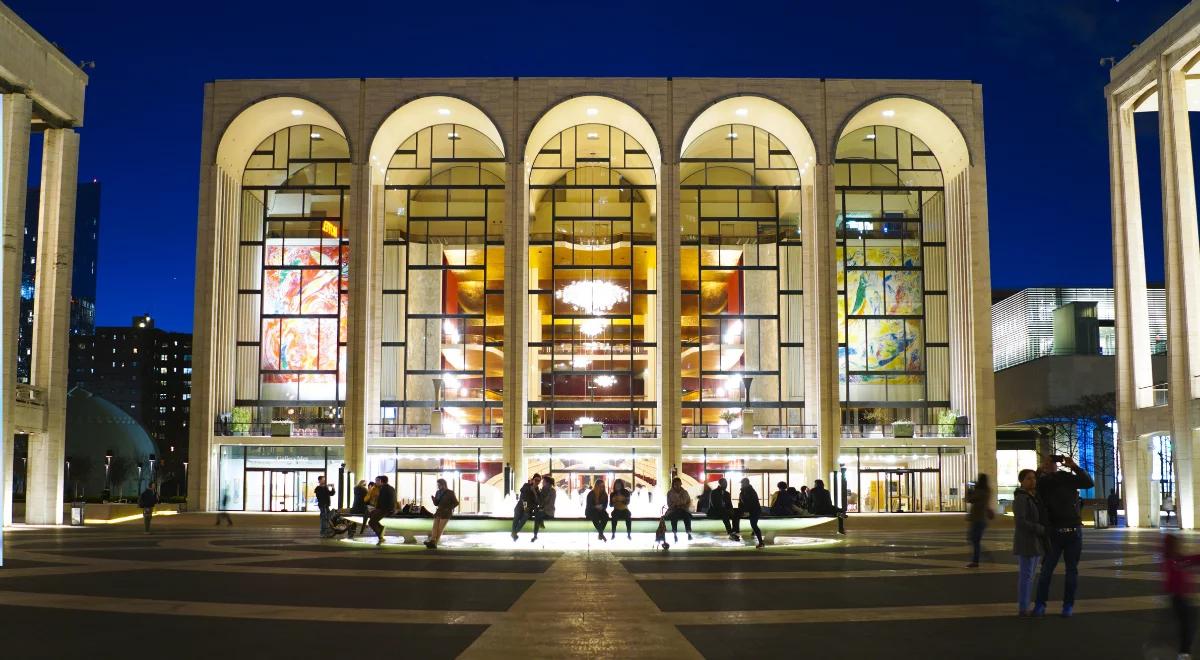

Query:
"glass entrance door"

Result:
[[861, 469, 940, 513], [245, 469, 325, 512]]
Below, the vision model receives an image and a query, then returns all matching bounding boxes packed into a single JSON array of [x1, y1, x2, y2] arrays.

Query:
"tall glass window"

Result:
[[528, 125, 657, 437], [835, 125, 949, 424], [379, 124, 506, 435], [235, 126, 351, 420], [680, 124, 804, 435]]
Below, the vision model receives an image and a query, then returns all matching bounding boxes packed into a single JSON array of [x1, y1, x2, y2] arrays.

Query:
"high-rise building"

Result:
[[72, 314, 192, 460], [18, 180, 100, 384], [190, 78, 994, 517]]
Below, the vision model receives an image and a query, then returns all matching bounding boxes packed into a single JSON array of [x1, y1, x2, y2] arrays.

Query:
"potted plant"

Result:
[[528, 410, 545, 437], [230, 407, 252, 436], [892, 419, 914, 438], [719, 409, 740, 437], [937, 409, 961, 437]]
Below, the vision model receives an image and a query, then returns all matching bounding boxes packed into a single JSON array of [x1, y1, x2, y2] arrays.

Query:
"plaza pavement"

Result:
[[0, 513, 1180, 659]]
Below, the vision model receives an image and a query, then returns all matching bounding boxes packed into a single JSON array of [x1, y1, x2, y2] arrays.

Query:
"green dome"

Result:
[[66, 387, 158, 497]]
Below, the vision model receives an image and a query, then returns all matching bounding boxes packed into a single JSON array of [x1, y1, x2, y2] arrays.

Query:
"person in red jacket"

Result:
[[1163, 533, 1200, 659]]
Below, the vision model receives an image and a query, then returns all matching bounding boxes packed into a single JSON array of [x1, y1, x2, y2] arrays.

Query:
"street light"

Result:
[[65, 456, 72, 500], [103, 450, 113, 499], [148, 454, 157, 486]]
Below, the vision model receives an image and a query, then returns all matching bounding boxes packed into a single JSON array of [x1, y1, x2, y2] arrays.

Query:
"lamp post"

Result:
[[148, 454, 157, 488], [104, 450, 113, 500], [182, 461, 188, 499], [64, 457, 72, 501]]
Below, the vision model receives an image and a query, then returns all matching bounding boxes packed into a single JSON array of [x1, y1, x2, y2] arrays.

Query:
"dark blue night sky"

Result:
[[7, 0, 1188, 332]]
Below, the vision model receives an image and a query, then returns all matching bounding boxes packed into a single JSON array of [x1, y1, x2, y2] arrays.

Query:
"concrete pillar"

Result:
[[659, 156, 682, 494], [503, 160, 528, 486], [26, 128, 79, 525], [1108, 94, 1155, 527], [342, 163, 373, 479], [807, 162, 841, 476], [1, 93, 33, 527], [1157, 61, 1200, 529]]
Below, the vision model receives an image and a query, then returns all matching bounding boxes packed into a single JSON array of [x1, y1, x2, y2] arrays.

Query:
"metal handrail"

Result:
[[682, 424, 817, 439], [524, 423, 660, 438], [367, 423, 503, 438], [840, 423, 971, 438]]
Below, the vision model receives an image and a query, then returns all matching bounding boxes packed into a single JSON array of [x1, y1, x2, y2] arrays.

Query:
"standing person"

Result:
[[665, 477, 694, 542], [1032, 453, 1094, 617], [425, 478, 458, 549], [368, 475, 397, 545], [610, 479, 633, 540], [214, 489, 234, 526], [965, 473, 993, 568], [585, 478, 610, 542], [138, 483, 158, 533], [532, 475, 556, 542], [314, 476, 335, 537], [1107, 488, 1120, 528], [1012, 469, 1046, 616], [734, 478, 765, 548], [769, 481, 795, 516], [511, 473, 540, 541], [808, 479, 835, 516], [707, 478, 738, 541], [1163, 534, 1200, 659]]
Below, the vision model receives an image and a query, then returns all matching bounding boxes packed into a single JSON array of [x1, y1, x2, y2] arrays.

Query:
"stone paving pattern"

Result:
[[0, 518, 1183, 659]]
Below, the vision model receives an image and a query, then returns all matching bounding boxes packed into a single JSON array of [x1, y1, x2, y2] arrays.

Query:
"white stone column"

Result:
[[503, 160, 528, 486], [342, 163, 373, 479], [806, 163, 840, 477], [1109, 94, 1155, 527], [1, 93, 33, 527], [1157, 61, 1200, 529], [658, 158, 682, 493], [26, 128, 79, 525]]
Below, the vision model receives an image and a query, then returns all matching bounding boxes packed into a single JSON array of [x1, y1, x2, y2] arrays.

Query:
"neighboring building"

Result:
[[1108, 2, 1200, 529], [190, 79, 994, 517], [991, 287, 1169, 504], [18, 180, 100, 384], [73, 315, 192, 461], [0, 1, 89, 528]]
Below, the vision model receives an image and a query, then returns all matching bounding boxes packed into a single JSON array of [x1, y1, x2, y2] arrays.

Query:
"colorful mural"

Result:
[[260, 241, 348, 388]]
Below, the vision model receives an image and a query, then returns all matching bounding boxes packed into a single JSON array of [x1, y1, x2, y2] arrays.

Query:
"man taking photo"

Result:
[[1032, 452, 1094, 617]]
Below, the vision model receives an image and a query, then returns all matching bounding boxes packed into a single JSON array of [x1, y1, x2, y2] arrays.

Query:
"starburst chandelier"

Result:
[[556, 280, 628, 338], [593, 375, 617, 387]]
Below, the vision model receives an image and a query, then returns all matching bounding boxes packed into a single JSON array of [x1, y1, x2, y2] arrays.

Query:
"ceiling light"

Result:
[[310, 132, 322, 139], [735, 108, 748, 117], [291, 109, 304, 117], [586, 131, 599, 140], [447, 131, 461, 140], [571, 355, 593, 368], [586, 108, 599, 116], [881, 109, 895, 118], [579, 317, 609, 337], [727, 131, 738, 140], [865, 133, 877, 140], [594, 375, 617, 388], [437, 108, 451, 116]]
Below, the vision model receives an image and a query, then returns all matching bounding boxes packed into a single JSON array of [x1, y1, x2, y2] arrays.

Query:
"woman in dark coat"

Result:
[[966, 473, 993, 567], [1012, 469, 1045, 616], [585, 478, 610, 542], [807, 479, 835, 516]]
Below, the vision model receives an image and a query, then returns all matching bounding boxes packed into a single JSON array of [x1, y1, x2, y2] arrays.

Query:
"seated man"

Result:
[[768, 481, 795, 516]]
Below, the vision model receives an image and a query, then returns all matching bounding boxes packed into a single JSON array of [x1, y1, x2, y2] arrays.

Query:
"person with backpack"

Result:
[[425, 478, 458, 549]]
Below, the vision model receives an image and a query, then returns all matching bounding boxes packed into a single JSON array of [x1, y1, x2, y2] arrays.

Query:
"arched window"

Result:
[[379, 124, 506, 434], [236, 125, 351, 415], [835, 124, 948, 423], [527, 124, 657, 436], [680, 123, 804, 434]]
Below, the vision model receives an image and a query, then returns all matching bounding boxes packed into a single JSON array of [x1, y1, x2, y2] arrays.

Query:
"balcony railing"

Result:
[[525, 423, 659, 438], [1138, 383, 1170, 407], [15, 383, 45, 406], [683, 425, 817, 439], [841, 423, 970, 439], [214, 420, 344, 437], [368, 423, 503, 439]]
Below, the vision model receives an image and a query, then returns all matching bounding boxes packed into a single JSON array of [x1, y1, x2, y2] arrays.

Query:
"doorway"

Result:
[[861, 469, 940, 513], [245, 469, 326, 512]]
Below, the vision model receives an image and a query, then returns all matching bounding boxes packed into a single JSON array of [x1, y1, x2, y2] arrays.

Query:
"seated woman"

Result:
[[585, 478, 610, 542], [610, 479, 633, 540]]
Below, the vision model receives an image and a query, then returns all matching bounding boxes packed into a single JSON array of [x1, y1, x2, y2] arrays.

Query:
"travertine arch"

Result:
[[836, 96, 971, 178], [369, 95, 506, 185], [215, 96, 348, 176], [679, 95, 817, 184], [524, 95, 661, 178]]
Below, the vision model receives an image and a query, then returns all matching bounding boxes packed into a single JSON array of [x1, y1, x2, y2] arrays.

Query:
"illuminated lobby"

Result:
[[189, 78, 995, 518]]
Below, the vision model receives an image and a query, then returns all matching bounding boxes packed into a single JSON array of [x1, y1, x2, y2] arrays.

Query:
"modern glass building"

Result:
[[190, 79, 994, 516]]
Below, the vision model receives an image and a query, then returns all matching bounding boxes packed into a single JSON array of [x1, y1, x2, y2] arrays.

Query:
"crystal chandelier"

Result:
[[578, 317, 608, 337], [555, 280, 628, 315], [593, 375, 617, 388]]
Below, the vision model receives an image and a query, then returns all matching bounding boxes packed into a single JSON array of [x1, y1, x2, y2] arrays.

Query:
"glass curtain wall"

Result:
[[834, 125, 949, 425], [528, 125, 657, 437], [235, 126, 351, 423], [680, 124, 804, 436], [379, 124, 506, 435]]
